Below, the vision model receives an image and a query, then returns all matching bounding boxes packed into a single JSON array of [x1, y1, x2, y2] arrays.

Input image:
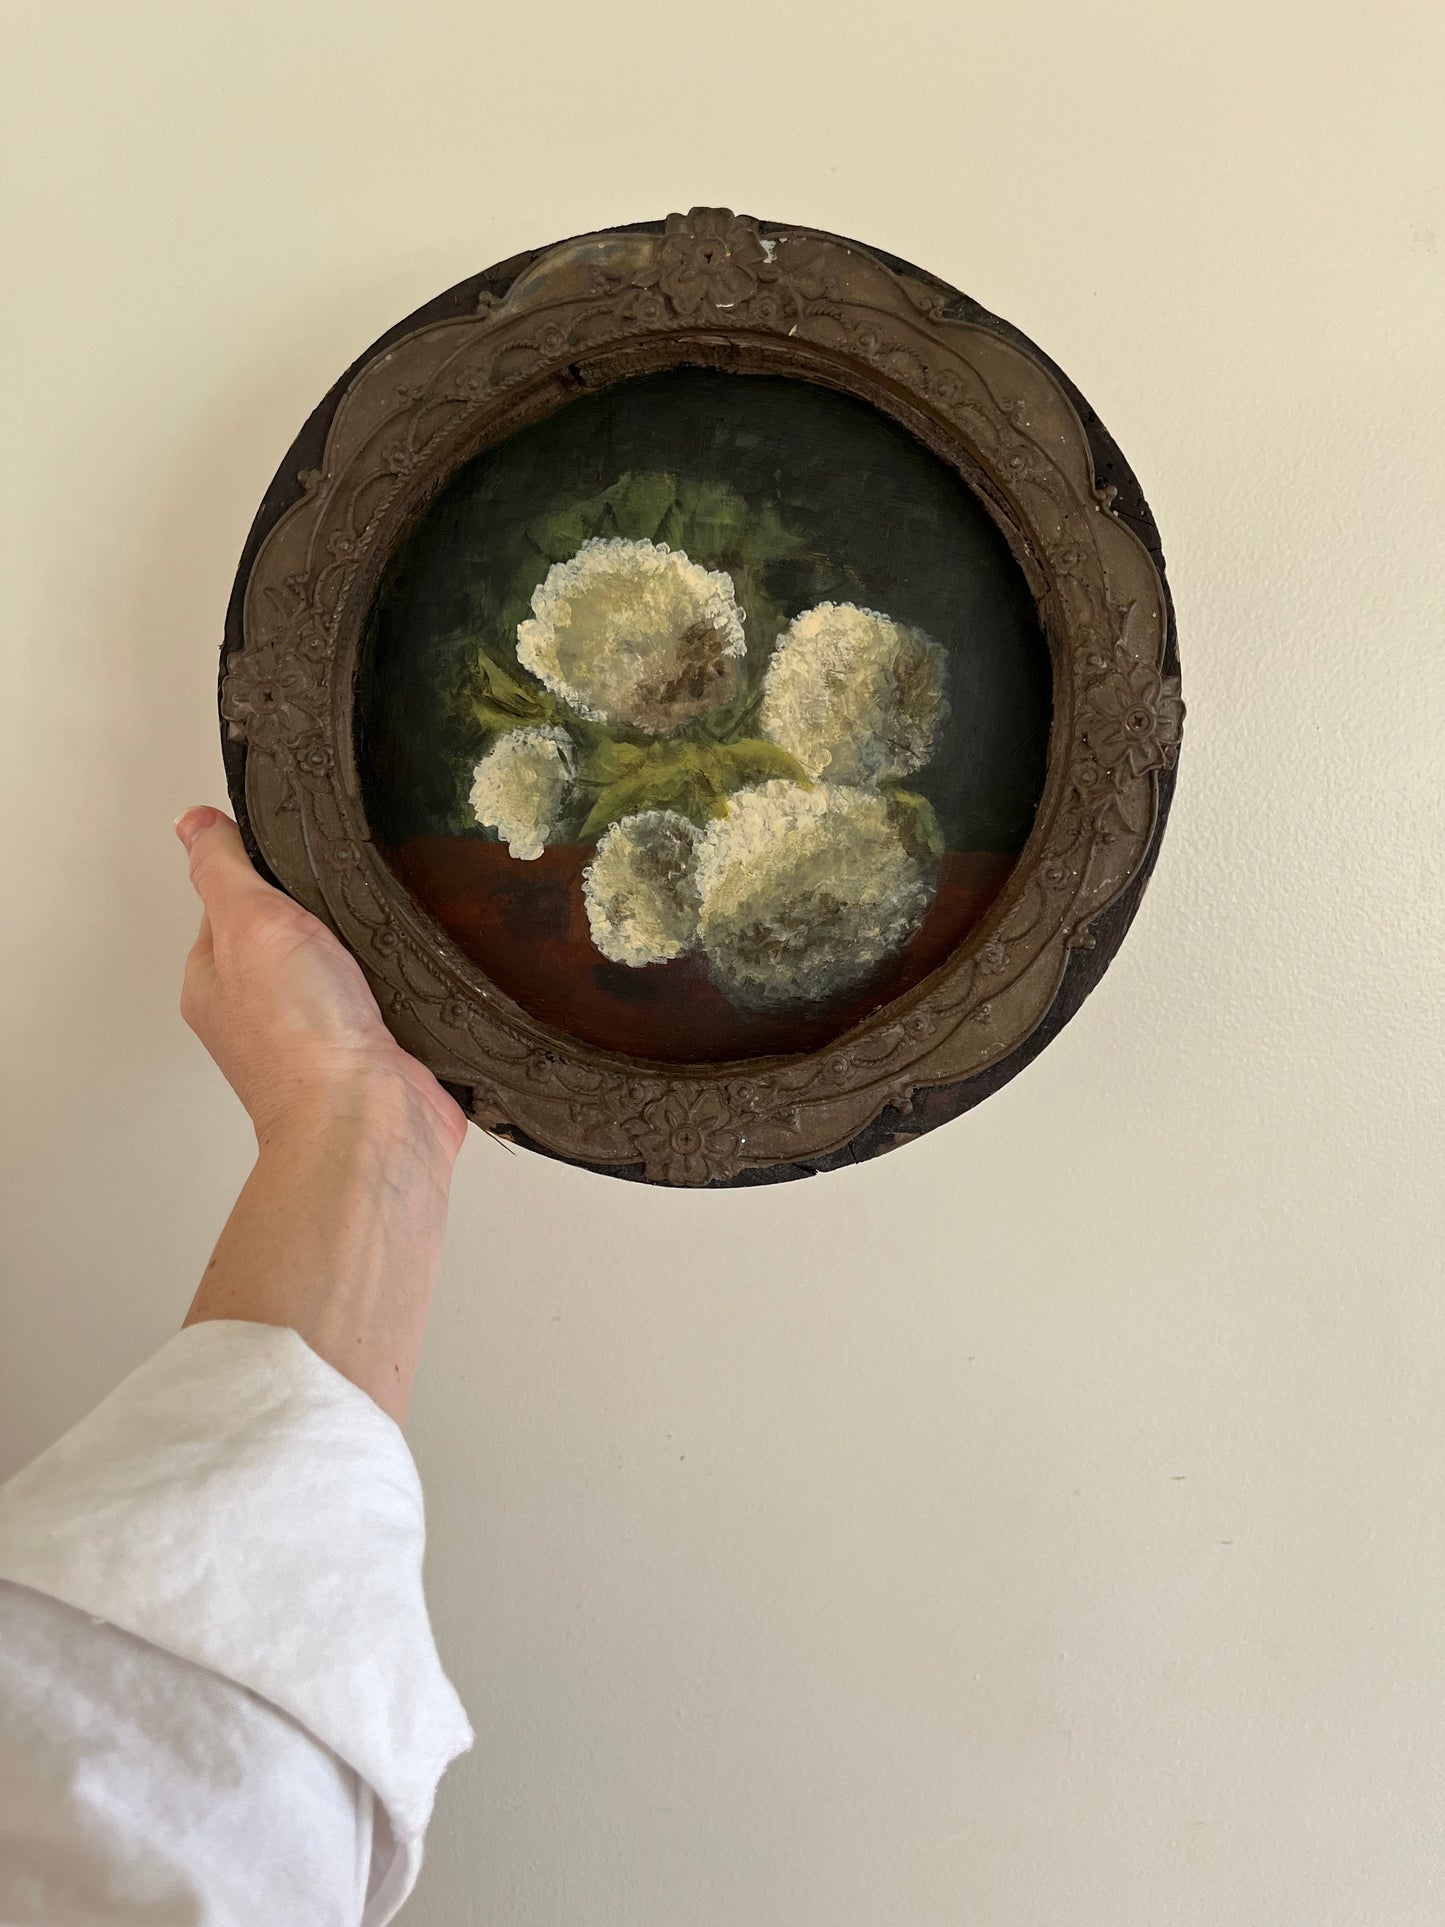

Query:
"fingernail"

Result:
[[174, 807, 215, 853]]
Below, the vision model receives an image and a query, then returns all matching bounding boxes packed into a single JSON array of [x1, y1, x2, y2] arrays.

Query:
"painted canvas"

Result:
[[357, 367, 1051, 1062]]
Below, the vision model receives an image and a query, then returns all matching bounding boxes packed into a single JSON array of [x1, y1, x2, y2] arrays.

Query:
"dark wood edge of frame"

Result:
[[221, 211, 1183, 1187]]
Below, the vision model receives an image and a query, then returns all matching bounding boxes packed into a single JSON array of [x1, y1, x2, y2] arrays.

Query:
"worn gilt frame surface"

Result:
[[221, 210, 1182, 1186]]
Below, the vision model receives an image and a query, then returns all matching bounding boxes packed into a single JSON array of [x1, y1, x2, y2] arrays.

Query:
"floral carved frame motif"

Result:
[[222, 210, 1183, 1187]]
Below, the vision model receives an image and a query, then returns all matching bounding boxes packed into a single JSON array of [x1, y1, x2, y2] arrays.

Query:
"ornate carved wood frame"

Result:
[[221, 210, 1182, 1186]]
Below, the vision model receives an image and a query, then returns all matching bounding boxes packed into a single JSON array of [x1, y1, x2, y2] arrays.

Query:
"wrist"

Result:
[[254, 1065, 466, 1171]]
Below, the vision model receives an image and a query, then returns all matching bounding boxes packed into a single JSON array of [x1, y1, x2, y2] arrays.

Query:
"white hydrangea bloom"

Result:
[[468, 726, 575, 860], [758, 601, 948, 785], [582, 810, 702, 967], [517, 537, 746, 734], [694, 780, 934, 1010]]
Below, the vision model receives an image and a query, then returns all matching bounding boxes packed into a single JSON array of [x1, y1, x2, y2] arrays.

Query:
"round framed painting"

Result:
[[221, 210, 1183, 1186]]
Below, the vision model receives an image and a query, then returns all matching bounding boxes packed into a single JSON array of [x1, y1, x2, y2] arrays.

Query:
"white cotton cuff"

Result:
[[0, 1321, 472, 1883]]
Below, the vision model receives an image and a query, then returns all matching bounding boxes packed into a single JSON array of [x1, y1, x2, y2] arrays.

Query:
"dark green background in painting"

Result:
[[357, 367, 1051, 853]]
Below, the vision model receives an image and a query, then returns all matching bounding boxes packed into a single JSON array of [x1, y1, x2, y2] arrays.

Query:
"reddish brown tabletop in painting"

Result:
[[388, 837, 1017, 1063]]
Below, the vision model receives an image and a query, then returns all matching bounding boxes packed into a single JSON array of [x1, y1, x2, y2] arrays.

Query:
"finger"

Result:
[[175, 807, 275, 928], [175, 804, 227, 853]]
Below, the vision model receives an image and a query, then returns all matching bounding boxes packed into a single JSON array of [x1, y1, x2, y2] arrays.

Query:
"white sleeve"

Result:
[[0, 1320, 473, 1925]]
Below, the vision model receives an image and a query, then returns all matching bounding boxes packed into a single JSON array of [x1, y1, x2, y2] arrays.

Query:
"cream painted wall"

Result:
[[3, 3, 1442, 1921]]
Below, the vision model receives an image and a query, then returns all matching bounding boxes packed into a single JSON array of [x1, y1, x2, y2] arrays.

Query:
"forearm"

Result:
[[184, 1074, 459, 1423]]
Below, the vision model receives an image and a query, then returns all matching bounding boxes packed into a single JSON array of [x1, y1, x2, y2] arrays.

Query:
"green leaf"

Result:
[[886, 787, 946, 858], [526, 502, 595, 564], [466, 696, 529, 736], [601, 470, 679, 542], [744, 498, 813, 566], [571, 735, 815, 841], [524, 469, 682, 564], [573, 738, 714, 838], [654, 502, 686, 551], [713, 738, 811, 789], [673, 477, 754, 558], [481, 654, 543, 705], [578, 768, 694, 840], [463, 650, 556, 729], [575, 735, 650, 785]]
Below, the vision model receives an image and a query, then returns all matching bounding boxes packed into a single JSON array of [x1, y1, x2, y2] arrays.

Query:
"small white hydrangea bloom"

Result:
[[582, 810, 702, 966], [758, 601, 948, 784], [516, 537, 746, 734], [468, 726, 575, 860], [694, 780, 934, 1010]]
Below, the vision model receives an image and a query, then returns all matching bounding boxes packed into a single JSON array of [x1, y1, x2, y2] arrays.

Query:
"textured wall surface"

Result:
[[2, 4, 1441, 1922]]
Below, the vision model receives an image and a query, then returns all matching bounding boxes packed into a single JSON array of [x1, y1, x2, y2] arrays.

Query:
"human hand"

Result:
[[175, 806, 466, 1158]]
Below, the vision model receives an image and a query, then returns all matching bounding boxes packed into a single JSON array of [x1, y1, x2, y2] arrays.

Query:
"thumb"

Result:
[[174, 806, 272, 921]]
